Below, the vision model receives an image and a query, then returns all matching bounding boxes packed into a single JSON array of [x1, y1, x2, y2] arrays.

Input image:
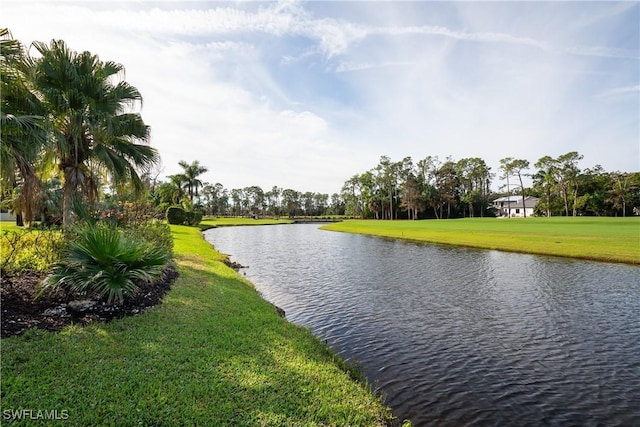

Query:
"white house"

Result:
[[0, 209, 16, 222], [493, 196, 539, 218]]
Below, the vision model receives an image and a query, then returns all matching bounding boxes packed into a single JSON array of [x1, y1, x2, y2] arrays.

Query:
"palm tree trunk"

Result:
[[62, 168, 75, 229]]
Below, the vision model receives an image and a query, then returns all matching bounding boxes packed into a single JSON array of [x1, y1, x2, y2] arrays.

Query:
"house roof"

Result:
[[493, 196, 539, 208], [493, 195, 522, 203]]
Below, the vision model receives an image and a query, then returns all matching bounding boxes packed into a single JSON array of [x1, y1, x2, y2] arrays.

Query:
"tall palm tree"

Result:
[[0, 28, 47, 227], [30, 39, 159, 227], [178, 160, 208, 203]]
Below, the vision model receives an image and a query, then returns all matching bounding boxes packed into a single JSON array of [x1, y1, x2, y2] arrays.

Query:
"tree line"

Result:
[[340, 153, 639, 219], [152, 160, 345, 218]]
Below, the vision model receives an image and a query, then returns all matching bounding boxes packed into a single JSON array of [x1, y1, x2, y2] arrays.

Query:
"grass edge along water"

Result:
[[1, 224, 397, 426], [321, 217, 640, 265]]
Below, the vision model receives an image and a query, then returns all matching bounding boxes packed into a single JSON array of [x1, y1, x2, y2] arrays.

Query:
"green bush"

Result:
[[39, 224, 171, 305], [188, 210, 203, 226], [166, 206, 202, 226], [0, 229, 66, 273], [123, 220, 173, 257], [166, 206, 186, 225]]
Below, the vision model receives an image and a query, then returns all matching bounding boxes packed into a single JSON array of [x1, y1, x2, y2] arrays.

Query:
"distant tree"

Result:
[[607, 172, 638, 217], [436, 159, 459, 219], [281, 189, 300, 217], [244, 185, 265, 217], [201, 182, 225, 216], [533, 156, 558, 217], [341, 175, 365, 218], [265, 186, 281, 216], [230, 188, 244, 216], [416, 156, 441, 218], [178, 160, 208, 203], [556, 151, 583, 216], [401, 173, 421, 219], [457, 157, 492, 217], [375, 156, 402, 220], [499, 157, 530, 217], [572, 166, 606, 216], [313, 193, 329, 216], [329, 193, 344, 216]]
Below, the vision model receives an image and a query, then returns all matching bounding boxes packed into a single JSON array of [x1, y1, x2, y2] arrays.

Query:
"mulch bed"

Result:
[[1, 265, 178, 338]]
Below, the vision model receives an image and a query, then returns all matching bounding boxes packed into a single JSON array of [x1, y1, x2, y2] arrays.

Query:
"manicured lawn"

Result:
[[322, 217, 640, 264], [0, 221, 24, 232], [1, 225, 392, 426]]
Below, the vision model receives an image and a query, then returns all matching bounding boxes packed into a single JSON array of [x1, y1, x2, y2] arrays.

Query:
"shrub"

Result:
[[0, 229, 66, 274], [123, 220, 173, 257], [154, 202, 171, 220], [166, 206, 186, 225], [39, 224, 171, 305], [166, 206, 202, 226], [187, 210, 203, 226], [100, 201, 156, 228]]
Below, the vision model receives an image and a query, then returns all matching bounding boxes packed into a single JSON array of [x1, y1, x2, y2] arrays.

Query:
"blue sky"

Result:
[[4, 1, 639, 193]]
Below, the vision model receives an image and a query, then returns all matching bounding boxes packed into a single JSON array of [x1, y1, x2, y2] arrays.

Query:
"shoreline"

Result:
[[1, 224, 396, 426], [320, 218, 640, 266]]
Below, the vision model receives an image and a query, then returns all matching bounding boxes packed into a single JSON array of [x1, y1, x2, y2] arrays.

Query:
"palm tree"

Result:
[[177, 160, 208, 203], [0, 28, 47, 227], [30, 39, 159, 227], [534, 156, 558, 217], [168, 174, 187, 204]]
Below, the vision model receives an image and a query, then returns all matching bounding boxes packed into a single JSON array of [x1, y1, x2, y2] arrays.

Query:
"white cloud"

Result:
[[3, 0, 638, 193]]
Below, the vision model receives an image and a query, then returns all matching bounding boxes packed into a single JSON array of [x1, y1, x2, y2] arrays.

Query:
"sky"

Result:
[[4, 1, 639, 194]]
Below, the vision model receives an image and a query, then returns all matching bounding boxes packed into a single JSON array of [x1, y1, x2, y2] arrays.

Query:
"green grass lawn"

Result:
[[321, 217, 640, 264], [0, 221, 24, 232], [1, 225, 393, 426]]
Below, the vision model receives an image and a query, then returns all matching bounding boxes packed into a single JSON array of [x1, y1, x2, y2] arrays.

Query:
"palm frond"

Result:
[[40, 225, 170, 305]]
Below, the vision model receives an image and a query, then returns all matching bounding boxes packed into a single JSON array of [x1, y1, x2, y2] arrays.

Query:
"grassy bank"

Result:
[[321, 217, 640, 264], [1, 225, 392, 426]]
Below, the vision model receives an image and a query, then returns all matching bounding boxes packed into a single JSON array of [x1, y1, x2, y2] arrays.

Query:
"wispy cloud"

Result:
[[597, 85, 640, 98]]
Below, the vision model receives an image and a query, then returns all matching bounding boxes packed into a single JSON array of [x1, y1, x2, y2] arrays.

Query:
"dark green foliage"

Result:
[[166, 206, 202, 225], [40, 224, 171, 305], [166, 206, 186, 225], [189, 210, 203, 225]]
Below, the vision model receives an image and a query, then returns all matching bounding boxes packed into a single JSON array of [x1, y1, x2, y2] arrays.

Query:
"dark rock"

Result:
[[273, 303, 286, 317], [43, 305, 68, 317], [223, 259, 247, 270], [67, 300, 97, 314]]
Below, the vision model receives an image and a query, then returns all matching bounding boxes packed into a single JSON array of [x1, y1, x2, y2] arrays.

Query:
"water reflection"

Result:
[[205, 224, 640, 426]]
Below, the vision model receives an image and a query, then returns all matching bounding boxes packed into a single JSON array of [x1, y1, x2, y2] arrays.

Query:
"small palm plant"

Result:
[[40, 224, 170, 305]]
